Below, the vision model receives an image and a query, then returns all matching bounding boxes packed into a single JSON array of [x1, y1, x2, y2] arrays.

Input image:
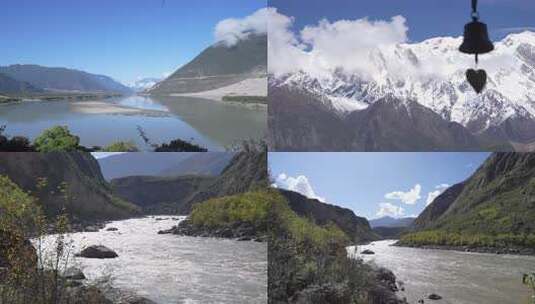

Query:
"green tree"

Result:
[[34, 126, 80, 152]]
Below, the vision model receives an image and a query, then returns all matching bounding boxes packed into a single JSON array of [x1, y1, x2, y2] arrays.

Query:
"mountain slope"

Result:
[[97, 153, 232, 180], [111, 175, 215, 214], [369, 216, 415, 228], [401, 153, 535, 249], [278, 189, 378, 242], [108, 151, 267, 215], [159, 153, 234, 177], [269, 85, 486, 151], [270, 31, 535, 150], [0, 152, 140, 221], [0, 73, 43, 95], [0, 65, 132, 94], [148, 34, 267, 95]]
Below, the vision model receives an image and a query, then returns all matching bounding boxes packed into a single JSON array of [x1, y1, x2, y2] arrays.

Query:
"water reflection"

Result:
[[0, 96, 266, 151]]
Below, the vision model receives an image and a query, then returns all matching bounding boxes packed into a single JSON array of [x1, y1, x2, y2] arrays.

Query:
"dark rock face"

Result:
[[278, 189, 378, 243], [428, 293, 442, 300], [0, 152, 140, 221], [76, 245, 118, 259], [361, 249, 375, 255], [269, 84, 489, 151]]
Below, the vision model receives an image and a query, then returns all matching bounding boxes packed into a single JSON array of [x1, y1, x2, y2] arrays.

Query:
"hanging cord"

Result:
[[471, 0, 479, 21], [473, 0, 479, 67]]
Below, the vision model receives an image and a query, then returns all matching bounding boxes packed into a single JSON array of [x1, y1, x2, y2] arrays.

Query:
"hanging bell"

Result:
[[459, 20, 494, 55]]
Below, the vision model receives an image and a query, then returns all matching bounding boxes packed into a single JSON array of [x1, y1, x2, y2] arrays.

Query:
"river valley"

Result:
[[34, 216, 268, 304], [348, 240, 535, 304], [0, 95, 266, 151]]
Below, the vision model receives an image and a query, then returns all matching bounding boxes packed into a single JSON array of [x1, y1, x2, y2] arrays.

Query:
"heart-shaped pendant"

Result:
[[466, 69, 487, 94]]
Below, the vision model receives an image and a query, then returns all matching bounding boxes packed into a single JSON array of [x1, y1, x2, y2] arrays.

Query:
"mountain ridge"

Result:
[[0, 64, 132, 94], [149, 34, 267, 95], [269, 31, 535, 150]]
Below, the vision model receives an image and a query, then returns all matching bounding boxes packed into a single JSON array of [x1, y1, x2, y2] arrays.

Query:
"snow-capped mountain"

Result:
[[129, 77, 161, 92], [271, 31, 535, 139]]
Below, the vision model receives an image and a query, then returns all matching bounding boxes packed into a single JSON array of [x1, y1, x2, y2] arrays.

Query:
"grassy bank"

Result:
[[398, 230, 535, 248], [266, 190, 402, 304]]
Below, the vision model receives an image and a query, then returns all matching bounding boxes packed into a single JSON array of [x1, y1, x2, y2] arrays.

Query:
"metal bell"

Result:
[[459, 20, 494, 54]]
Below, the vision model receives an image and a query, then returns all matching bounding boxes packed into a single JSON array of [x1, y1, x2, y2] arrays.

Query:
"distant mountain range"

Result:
[[148, 34, 267, 95], [0, 64, 132, 95], [369, 216, 415, 228], [97, 152, 233, 181], [0, 73, 43, 95], [110, 151, 267, 214], [269, 31, 535, 152], [129, 77, 161, 92]]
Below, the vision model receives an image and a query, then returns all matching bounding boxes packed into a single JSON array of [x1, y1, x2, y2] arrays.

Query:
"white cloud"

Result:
[[385, 184, 421, 205], [376, 202, 405, 218], [274, 173, 326, 202], [215, 8, 268, 47], [267, 9, 411, 78], [425, 184, 450, 206]]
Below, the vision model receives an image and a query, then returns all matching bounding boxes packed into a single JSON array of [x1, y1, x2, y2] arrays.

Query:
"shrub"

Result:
[[34, 126, 80, 152], [103, 141, 139, 152]]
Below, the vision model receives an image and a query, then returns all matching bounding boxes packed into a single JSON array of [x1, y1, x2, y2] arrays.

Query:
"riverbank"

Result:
[[158, 218, 268, 242], [394, 241, 535, 256], [356, 240, 535, 304], [0, 92, 123, 106], [169, 77, 267, 103]]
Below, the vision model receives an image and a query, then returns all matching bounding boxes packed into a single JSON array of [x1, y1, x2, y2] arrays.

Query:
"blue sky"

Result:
[[0, 0, 265, 84], [269, 153, 490, 220], [270, 0, 535, 42]]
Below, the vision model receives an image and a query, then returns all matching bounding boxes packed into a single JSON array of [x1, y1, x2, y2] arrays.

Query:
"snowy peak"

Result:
[[129, 77, 161, 92], [271, 31, 535, 135]]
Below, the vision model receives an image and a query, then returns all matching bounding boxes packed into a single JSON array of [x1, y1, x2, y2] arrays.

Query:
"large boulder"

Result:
[[76, 245, 118, 259]]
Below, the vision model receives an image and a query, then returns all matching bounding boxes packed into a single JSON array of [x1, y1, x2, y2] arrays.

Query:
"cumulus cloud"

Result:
[[376, 202, 405, 218], [215, 8, 268, 47], [384, 184, 421, 205], [267, 8, 411, 78], [267, 9, 520, 82], [425, 184, 450, 206], [274, 173, 326, 202]]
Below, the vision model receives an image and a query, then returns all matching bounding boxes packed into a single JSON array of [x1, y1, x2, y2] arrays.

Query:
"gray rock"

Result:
[[106, 227, 119, 231], [64, 267, 86, 280], [85, 226, 99, 232], [428, 293, 442, 300], [76, 245, 118, 259], [361, 249, 375, 255]]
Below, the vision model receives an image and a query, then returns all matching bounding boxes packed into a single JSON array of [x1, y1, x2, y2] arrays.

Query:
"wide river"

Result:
[[349, 240, 535, 304], [0, 95, 266, 151], [35, 217, 267, 304]]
